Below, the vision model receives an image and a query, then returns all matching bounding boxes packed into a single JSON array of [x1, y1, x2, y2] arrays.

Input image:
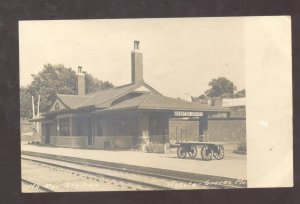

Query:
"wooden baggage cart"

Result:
[[176, 141, 224, 161]]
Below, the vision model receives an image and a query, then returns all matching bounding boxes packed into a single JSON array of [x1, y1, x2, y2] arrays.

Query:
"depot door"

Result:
[[45, 124, 50, 144], [88, 117, 93, 145], [169, 118, 200, 143]]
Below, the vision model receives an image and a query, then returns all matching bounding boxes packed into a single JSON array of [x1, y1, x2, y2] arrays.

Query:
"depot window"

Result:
[[97, 118, 104, 136], [58, 118, 70, 136]]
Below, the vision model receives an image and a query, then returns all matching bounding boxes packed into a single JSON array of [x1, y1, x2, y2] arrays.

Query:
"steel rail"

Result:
[[22, 178, 54, 192]]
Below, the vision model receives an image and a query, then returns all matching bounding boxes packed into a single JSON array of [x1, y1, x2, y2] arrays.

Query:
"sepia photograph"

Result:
[[19, 17, 291, 193]]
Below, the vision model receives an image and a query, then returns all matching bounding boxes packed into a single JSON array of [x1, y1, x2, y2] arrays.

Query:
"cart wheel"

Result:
[[188, 145, 197, 158], [213, 145, 224, 160], [177, 146, 187, 158], [201, 145, 212, 161]]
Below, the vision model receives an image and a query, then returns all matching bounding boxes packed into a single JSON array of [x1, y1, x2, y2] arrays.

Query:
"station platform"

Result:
[[21, 142, 247, 187]]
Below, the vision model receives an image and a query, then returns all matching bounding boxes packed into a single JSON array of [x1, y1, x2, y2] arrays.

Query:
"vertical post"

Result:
[[203, 113, 208, 141], [69, 116, 72, 137], [31, 96, 35, 119], [31, 95, 37, 135], [91, 115, 95, 147], [163, 129, 166, 154], [36, 95, 40, 133], [175, 126, 177, 143], [186, 128, 188, 143], [199, 116, 204, 142], [186, 122, 188, 143], [37, 95, 40, 116], [57, 119, 60, 136], [181, 128, 182, 143]]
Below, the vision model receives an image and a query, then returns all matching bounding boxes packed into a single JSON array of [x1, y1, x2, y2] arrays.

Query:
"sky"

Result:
[[19, 17, 245, 101]]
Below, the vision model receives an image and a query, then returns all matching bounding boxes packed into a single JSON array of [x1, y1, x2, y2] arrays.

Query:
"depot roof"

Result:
[[105, 92, 228, 112], [49, 81, 229, 114]]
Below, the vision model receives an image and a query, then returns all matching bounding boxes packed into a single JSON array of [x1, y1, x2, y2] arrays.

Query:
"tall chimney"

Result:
[[77, 66, 85, 95], [131, 40, 143, 84]]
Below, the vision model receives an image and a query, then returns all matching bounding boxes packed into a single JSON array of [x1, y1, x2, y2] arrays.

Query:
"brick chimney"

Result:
[[77, 66, 85, 95], [131, 40, 143, 84]]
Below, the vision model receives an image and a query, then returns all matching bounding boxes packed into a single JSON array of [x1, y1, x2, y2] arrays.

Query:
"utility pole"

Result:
[[37, 95, 40, 117], [31, 96, 35, 119], [36, 95, 40, 133], [32, 95, 41, 134]]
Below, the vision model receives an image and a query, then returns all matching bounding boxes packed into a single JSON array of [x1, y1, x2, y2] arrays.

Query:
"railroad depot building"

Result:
[[36, 41, 245, 149]]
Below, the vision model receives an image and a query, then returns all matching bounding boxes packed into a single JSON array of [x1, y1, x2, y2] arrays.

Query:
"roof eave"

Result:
[[43, 109, 73, 116], [137, 106, 230, 112], [29, 117, 45, 122], [76, 105, 96, 110], [92, 106, 139, 114]]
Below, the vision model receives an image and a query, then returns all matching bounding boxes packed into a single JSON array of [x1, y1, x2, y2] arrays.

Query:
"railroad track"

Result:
[[22, 156, 174, 191], [22, 178, 54, 193], [21, 154, 240, 192]]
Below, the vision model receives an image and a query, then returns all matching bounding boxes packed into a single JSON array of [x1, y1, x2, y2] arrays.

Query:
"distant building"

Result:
[[193, 96, 246, 118], [191, 96, 246, 144], [222, 98, 246, 118]]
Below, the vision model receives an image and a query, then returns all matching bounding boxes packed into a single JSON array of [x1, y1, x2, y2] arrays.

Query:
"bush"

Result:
[[236, 140, 246, 154], [27, 140, 41, 145], [145, 142, 165, 153], [145, 142, 153, 152]]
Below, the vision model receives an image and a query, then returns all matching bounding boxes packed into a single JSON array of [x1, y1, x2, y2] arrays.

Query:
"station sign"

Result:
[[174, 111, 203, 117]]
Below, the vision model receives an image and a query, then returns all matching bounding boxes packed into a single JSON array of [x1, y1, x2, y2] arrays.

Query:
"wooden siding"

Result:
[[207, 118, 246, 143], [50, 136, 87, 148], [93, 136, 133, 149], [169, 119, 200, 143]]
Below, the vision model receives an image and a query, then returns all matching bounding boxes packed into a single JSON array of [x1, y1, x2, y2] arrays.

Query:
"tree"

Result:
[[21, 64, 114, 118], [85, 72, 114, 93], [205, 77, 236, 98], [20, 86, 32, 119], [191, 77, 239, 102]]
